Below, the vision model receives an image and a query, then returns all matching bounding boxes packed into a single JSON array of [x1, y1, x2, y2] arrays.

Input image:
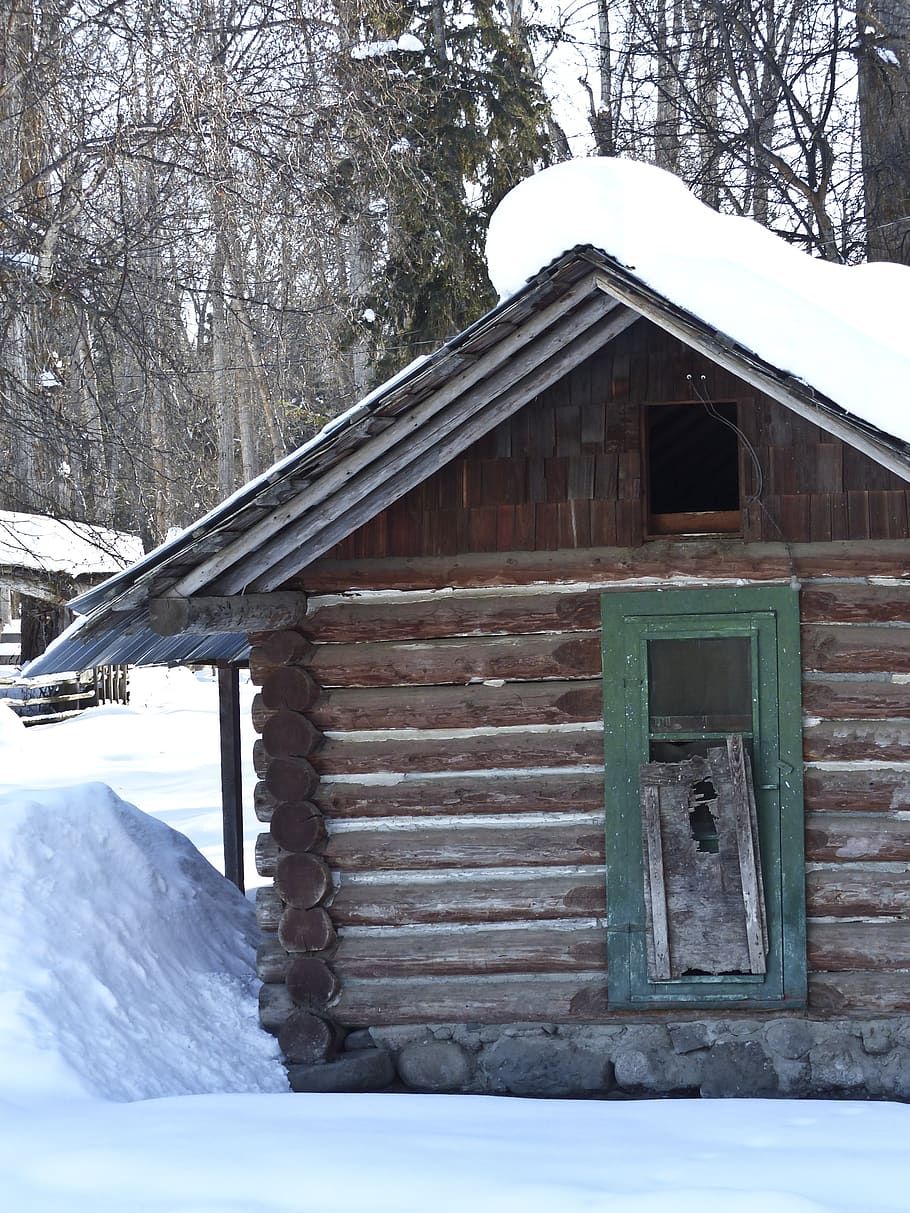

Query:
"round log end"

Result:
[[275, 852, 331, 908], [278, 906, 337, 953], [287, 956, 340, 1009], [270, 802, 326, 853], [278, 1010, 338, 1065]]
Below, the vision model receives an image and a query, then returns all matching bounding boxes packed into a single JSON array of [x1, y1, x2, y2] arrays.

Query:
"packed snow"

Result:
[[486, 157, 910, 444], [0, 509, 142, 577], [1, 668, 909, 1211]]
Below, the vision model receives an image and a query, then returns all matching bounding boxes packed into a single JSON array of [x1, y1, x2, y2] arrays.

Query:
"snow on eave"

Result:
[[0, 511, 142, 579], [486, 157, 910, 450]]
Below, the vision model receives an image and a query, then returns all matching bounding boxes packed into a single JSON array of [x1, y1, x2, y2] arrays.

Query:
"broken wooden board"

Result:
[[640, 738, 767, 981]]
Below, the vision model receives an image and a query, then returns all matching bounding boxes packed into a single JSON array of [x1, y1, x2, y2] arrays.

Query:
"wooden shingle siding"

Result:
[[321, 321, 910, 562], [251, 553, 910, 1023]]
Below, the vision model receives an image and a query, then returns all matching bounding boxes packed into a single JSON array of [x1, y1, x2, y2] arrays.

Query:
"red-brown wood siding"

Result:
[[319, 319, 909, 562]]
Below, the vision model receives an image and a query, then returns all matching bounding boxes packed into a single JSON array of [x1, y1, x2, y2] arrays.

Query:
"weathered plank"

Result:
[[331, 974, 610, 1025], [295, 541, 910, 594], [333, 924, 606, 977], [801, 625, 910, 674], [309, 679, 604, 730], [804, 722, 910, 763], [308, 632, 601, 687], [330, 872, 605, 926], [808, 919, 910, 971], [322, 823, 606, 871], [809, 971, 910, 1014], [800, 584, 910, 624], [311, 728, 604, 775], [805, 810, 910, 862], [802, 678, 910, 719], [806, 868, 910, 917], [313, 771, 605, 818], [803, 768, 910, 813]]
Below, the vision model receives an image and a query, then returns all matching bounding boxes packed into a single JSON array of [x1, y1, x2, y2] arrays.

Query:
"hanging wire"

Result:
[[686, 373, 801, 590]]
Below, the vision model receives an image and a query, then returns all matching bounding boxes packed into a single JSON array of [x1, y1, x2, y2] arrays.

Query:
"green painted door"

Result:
[[601, 585, 806, 1008]]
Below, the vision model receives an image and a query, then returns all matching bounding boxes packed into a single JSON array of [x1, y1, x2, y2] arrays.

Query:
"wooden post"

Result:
[[218, 663, 245, 891]]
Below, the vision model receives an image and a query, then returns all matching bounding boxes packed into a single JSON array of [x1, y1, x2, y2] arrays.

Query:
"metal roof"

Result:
[[24, 245, 910, 678]]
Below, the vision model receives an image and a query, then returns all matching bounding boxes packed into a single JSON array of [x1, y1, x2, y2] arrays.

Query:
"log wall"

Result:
[[254, 543, 910, 1030]]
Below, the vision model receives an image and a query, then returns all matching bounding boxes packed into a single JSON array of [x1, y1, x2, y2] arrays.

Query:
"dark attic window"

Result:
[[646, 401, 741, 535]]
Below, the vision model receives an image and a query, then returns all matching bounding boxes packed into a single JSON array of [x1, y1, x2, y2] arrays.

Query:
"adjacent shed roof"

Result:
[[25, 244, 910, 677]]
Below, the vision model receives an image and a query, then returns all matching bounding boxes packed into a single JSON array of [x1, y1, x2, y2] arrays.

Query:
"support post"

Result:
[[218, 662, 245, 891]]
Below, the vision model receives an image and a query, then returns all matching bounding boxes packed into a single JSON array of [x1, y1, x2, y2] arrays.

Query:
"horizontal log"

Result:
[[806, 868, 910, 917], [322, 823, 606, 871], [805, 811, 910, 862], [803, 768, 910, 813], [261, 710, 324, 757], [149, 592, 306, 636], [334, 925, 606, 978], [311, 728, 604, 775], [330, 872, 605, 927], [809, 970, 910, 1014], [259, 981, 296, 1033], [808, 919, 910, 972], [255, 885, 284, 932], [258, 665, 321, 710], [304, 590, 604, 643], [287, 956, 341, 1009], [802, 678, 910, 720], [270, 802, 326, 853], [309, 632, 601, 687], [297, 541, 910, 594], [274, 852, 332, 909], [313, 771, 606, 818], [257, 937, 291, 982], [331, 974, 610, 1025], [310, 680, 603, 731], [804, 721, 910, 763], [800, 584, 910, 625], [278, 906, 337, 953], [255, 832, 288, 878], [801, 625, 910, 674]]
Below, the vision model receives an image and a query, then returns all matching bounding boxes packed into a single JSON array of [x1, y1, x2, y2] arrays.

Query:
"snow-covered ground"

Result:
[[0, 668, 909, 1212]]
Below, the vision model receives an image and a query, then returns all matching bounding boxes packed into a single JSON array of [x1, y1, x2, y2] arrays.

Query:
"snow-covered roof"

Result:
[[0, 511, 143, 579], [24, 159, 910, 675], [487, 158, 910, 444]]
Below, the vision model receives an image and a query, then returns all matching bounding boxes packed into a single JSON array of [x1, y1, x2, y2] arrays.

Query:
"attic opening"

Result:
[[646, 401, 741, 535]]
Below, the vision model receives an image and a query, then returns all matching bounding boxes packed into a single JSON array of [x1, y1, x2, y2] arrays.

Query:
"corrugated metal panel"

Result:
[[23, 608, 249, 676]]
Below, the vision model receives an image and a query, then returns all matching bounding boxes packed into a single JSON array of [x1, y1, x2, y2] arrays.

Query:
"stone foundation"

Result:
[[350, 1018, 910, 1100]]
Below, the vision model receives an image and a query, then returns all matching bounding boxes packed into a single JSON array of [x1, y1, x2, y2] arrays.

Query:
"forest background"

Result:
[[1, 0, 907, 580]]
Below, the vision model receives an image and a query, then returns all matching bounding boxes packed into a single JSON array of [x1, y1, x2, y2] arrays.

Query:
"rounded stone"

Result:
[[764, 1019, 817, 1060], [287, 1049, 395, 1093], [613, 1047, 697, 1094], [699, 1042, 779, 1098], [398, 1040, 474, 1092], [481, 1038, 612, 1097]]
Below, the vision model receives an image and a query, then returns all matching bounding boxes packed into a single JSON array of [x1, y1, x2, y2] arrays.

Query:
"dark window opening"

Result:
[[647, 402, 741, 535], [689, 779, 720, 853]]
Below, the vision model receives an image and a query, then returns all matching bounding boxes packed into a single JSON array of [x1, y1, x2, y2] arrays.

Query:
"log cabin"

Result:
[[26, 234, 910, 1099]]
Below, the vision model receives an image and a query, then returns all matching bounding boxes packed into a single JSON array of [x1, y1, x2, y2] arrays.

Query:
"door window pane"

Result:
[[648, 636, 752, 733]]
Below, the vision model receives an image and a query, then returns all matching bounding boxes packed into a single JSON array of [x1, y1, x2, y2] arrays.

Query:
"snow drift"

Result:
[[0, 782, 286, 1102], [485, 157, 910, 444]]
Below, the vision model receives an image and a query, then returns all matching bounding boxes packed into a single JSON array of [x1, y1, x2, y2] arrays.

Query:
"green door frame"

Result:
[[601, 585, 806, 1009]]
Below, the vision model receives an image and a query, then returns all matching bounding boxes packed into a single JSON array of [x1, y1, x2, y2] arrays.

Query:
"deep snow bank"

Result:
[[0, 782, 287, 1102], [485, 157, 910, 444]]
